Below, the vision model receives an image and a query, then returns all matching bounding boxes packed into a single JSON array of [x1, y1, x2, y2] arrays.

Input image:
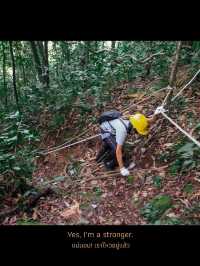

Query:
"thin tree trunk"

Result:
[[37, 41, 46, 65], [18, 42, 27, 86], [9, 41, 20, 111], [111, 41, 116, 71], [66, 42, 71, 62], [144, 42, 153, 78], [95, 41, 98, 51], [82, 41, 90, 90], [21, 61, 27, 85], [36, 41, 49, 88], [44, 41, 49, 87], [2, 42, 7, 107], [169, 41, 182, 87], [29, 41, 44, 85], [60, 41, 71, 63], [111, 41, 116, 50], [85, 41, 90, 65]]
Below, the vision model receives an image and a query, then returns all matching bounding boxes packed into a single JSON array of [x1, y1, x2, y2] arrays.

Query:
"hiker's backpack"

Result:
[[98, 110, 122, 124], [98, 110, 132, 133]]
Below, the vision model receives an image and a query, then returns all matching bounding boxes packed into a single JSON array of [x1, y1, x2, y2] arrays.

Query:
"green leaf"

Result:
[[183, 183, 193, 194], [177, 143, 195, 154], [6, 136, 18, 142], [127, 175, 134, 184], [93, 187, 102, 197], [13, 166, 21, 171], [182, 160, 194, 167], [153, 176, 162, 188], [8, 111, 19, 119], [21, 129, 30, 134], [53, 176, 65, 182], [141, 195, 172, 223]]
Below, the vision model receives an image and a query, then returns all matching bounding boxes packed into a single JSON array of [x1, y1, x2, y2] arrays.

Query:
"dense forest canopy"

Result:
[[1, 41, 200, 225]]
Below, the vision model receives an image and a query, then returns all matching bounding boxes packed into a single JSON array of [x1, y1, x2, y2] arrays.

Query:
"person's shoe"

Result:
[[104, 160, 116, 170]]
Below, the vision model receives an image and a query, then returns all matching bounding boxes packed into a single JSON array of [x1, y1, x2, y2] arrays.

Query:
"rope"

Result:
[[171, 68, 200, 102], [40, 128, 90, 153], [160, 111, 200, 149], [155, 68, 200, 149], [40, 134, 101, 155]]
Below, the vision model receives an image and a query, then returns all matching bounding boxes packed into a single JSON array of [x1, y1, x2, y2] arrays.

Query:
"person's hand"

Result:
[[120, 167, 130, 176], [154, 106, 166, 115]]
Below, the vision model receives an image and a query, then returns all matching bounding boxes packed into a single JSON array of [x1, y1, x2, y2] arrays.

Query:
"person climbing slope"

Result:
[[96, 108, 162, 176]]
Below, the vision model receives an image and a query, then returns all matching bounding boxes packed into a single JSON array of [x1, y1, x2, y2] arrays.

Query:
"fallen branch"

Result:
[[82, 168, 138, 182], [161, 86, 174, 106], [141, 52, 165, 63], [118, 52, 165, 65], [122, 86, 171, 113], [126, 139, 141, 146], [92, 164, 104, 174], [83, 173, 119, 182]]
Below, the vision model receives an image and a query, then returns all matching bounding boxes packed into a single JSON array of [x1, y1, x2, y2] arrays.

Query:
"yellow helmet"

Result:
[[129, 113, 149, 135]]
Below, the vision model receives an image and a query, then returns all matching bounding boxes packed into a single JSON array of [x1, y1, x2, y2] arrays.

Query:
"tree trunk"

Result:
[[66, 42, 71, 62], [18, 42, 27, 86], [169, 41, 182, 87], [36, 41, 49, 88], [2, 42, 7, 107], [44, 41, 49, 87], [9, 41, 20, 111], [95, 41, 98, 51], [111, 41, 116, 50], [81, 41, 91, 90], [144, 41, 153, 78], [61, 41, 70, 63], [29, 41, 45, 85], [84, 41, 90, 65], [21, 61, 27, 85]]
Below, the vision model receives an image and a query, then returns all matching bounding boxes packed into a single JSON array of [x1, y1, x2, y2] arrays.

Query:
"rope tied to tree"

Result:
[[155, 68, 200, 149]]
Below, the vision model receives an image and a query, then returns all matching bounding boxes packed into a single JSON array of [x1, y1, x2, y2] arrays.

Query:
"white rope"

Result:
[[160, 111, 200, 149], [41, 128, 90, 153], [171, 68, 200, 102], [40, 134, 101, 155]]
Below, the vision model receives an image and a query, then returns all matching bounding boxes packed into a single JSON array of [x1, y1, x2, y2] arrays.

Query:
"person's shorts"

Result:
[[103, 134, 117, 154]]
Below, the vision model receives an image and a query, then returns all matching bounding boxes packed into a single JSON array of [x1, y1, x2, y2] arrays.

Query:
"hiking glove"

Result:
[[120, 167, 130, 176], [154, 106, 166, 115]]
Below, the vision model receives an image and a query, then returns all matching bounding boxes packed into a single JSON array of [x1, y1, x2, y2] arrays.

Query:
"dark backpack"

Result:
[[98, 110, 122, 124], [98, 110, 132, 133]]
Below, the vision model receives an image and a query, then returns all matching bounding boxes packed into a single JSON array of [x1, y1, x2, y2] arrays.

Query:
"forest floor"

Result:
[[2, 70, 200, 225]]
